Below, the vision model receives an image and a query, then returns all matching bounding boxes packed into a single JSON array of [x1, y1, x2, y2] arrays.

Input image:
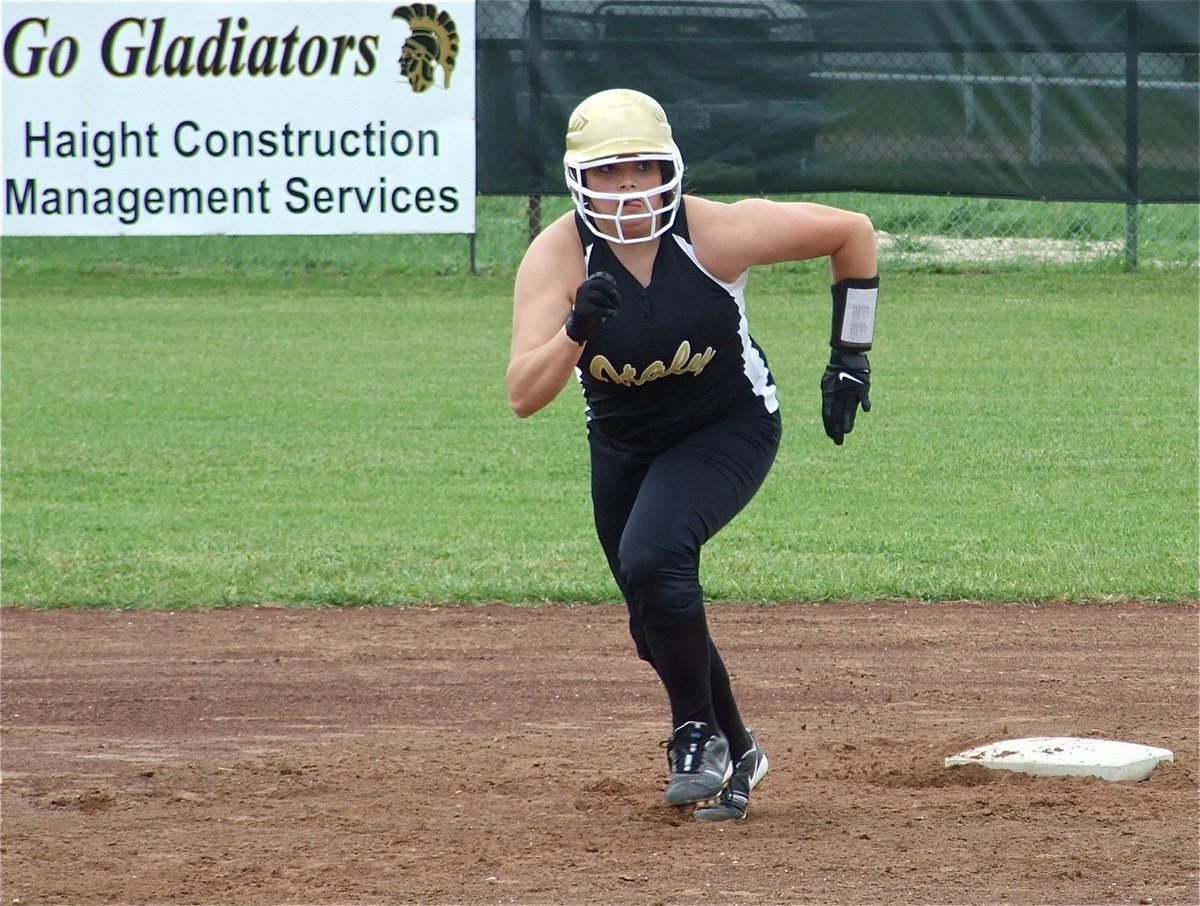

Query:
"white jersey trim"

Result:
[[671, 234, 780, 414], [576, 241, 596, 423]]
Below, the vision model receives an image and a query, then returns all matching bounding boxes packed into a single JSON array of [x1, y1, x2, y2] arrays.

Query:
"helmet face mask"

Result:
[[562, 89, 684, 245], [564, 151, 684, 244]]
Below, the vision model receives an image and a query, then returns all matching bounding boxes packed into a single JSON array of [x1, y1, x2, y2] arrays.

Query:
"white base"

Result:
[[944, 736, 1174, 782]]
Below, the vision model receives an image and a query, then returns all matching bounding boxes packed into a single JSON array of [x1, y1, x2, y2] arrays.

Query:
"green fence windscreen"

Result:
[[477, 0, 1199, 202]]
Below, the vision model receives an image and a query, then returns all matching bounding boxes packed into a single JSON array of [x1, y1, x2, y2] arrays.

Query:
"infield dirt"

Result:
[[2, 601, 1196, 904]]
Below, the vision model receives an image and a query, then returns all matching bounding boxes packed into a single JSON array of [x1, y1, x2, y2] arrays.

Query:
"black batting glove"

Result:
[[821, 348, 871, 445], [565, 272, 621, 344]]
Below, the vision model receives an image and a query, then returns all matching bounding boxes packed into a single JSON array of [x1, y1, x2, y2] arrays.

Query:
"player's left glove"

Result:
[[821, 276, 878, 446], [821, 349, 871, 446]]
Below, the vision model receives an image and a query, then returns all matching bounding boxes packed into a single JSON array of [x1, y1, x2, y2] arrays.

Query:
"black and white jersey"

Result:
[[574, 198, 778, 453]]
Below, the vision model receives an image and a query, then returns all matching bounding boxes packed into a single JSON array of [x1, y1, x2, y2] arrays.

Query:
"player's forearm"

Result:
[[506, 329, 581, 417]]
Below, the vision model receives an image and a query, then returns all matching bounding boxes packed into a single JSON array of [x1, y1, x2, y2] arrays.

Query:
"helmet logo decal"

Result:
[[393, 3, 459, 93]]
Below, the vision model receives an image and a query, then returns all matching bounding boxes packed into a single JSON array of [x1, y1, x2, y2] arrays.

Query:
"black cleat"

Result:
[[693, 729, 768, 821], [662, 721, 732, 806]]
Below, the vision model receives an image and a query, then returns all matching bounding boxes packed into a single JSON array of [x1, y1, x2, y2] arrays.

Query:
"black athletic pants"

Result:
[[588, 409, 782, 740]]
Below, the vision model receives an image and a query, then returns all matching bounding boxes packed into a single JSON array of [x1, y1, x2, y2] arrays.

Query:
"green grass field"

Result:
[[2, 219, 1197, 607]]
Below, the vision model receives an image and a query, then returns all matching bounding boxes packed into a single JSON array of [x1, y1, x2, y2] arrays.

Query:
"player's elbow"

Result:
[[838, 211, 878, 276], [507, 380, 543, 419], [509, 393, 537, 419], [507, 354, 571, 418], [851, 211, 876, 247]]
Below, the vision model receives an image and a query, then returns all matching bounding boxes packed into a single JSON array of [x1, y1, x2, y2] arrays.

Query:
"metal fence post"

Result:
[[527, 0, 544, 244], [1125, 0, 1140, 271], [527, 195, 542, 244]]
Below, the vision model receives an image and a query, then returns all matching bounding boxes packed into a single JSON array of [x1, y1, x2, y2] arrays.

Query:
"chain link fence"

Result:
[[467, 193, 1195, 274], [475, 0, 1198, 271]]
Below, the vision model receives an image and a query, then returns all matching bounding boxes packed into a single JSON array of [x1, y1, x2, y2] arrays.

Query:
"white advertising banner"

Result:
[[1, 0, 475, 235]]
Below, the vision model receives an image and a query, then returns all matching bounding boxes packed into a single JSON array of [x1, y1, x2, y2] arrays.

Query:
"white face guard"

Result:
[[564, 150, 684, 244]]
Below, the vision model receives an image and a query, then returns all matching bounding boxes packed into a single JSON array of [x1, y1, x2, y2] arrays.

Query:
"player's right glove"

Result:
[[565, 272, 621, 344], [821, 348, 871, 445]]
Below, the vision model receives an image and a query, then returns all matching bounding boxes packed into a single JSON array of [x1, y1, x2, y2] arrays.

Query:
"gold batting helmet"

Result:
[[563, 89, 684, 244]]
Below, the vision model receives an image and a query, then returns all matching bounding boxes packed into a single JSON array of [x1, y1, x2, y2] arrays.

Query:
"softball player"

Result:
[[507, 89, 878, 820]]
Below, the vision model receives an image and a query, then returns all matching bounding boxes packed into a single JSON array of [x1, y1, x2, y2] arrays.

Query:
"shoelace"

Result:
[[661, 727, 709, 774]]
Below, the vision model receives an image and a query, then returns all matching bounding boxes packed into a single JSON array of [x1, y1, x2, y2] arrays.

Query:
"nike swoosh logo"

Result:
[[838, 372, 865, 385]]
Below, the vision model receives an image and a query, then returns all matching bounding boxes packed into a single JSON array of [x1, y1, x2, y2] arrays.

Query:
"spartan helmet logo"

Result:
[[393, 3, 459, 93]]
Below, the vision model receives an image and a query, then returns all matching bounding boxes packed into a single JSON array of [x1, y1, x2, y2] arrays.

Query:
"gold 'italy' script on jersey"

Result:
[[588, 340, 716, 387]]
